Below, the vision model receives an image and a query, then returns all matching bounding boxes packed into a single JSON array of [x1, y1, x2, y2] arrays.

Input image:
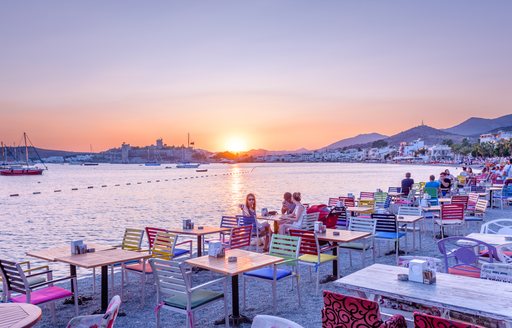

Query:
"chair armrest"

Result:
[[23, 265, 50, 274], [176, 240, 193, 247], [190, 277, 226, 292], [26, 270, 52, 278], [30, 275, 76, 289]]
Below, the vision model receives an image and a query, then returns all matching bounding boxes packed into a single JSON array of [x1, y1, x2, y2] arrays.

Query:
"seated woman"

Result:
[[439, 172, 452, 196], [240, 193, 272, 252], [278, 192, 306, 235]]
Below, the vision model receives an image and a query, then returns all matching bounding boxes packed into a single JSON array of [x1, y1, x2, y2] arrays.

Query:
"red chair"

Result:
[[224, 225, 252, 249], [435, 203, 465, 239], [414, 312, 483, 328], [339, 196, 356, 208], [451, 195, 469, 210], [67, 295, 121, 328], [322, 290, 406, 328], [145, 227, 192, 257]]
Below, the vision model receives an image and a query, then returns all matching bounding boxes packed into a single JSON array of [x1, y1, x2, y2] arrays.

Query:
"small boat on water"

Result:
[[145, 162, 161, 167], [176, 162, 200, 169], [0, 133, 46, 176], [82, 162, 99, 166], [196, 168, 208, 172]]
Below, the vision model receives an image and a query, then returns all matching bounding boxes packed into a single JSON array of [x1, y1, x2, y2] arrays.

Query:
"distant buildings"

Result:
[[479, 131, 512, 144]]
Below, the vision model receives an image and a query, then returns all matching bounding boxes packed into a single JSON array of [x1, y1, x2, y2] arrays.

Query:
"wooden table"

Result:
[[438, 198, 452, 204], [335, 264, 512, 325], [56, 248, 151, 312], [316, 229, 371, 281], [166, 226, 230, 257], [397, 215, 424, 250], [185, 249, 283, 325], [0, 303, 42, 328], [466, 233, 512, 246], [257, 215, 281, 233]]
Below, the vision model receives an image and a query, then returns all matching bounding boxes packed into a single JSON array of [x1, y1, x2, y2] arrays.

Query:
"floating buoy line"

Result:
[[6, 170, 251, 197]]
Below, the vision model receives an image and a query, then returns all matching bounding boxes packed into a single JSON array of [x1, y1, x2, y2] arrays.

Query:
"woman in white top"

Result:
[[278, 192, 306, 235], [239, 193, 271, 251]]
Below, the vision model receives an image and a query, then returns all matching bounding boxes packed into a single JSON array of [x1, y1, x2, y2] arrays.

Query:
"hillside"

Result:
[[443, 114, 512, 136], [2, 147, 85, 161], [323, 133, 388, 150], [244, 148, 310, 157]]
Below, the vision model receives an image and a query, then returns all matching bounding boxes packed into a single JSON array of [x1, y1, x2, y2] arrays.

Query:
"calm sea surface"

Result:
[[0, 162, 455, 274]]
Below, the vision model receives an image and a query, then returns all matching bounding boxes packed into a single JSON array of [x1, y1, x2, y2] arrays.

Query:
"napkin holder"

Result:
[[408, 259, 427, 283], [208, 241, 225, 258], [71, 240, 84, 255]]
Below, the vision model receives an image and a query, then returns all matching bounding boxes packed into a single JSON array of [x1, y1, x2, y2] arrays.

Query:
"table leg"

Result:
[[101, 265, 108, 312], [412, 222, 416, 250], [320, 245, 339, 284], [214, 275, 251, 325], [197, 235, 202, 257], [70, 265, 77, 294]]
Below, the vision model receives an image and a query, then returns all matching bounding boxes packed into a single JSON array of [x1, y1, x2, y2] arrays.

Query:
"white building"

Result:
[[480, 131, 512, 143], [428, 145, 454, 161]]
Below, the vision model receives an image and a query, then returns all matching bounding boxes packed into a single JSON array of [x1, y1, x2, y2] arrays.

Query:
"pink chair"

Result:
[[414, 312, 483, 328], [322, 290, 406, 328], [0, 259, 78, 324], [67, 295, 121, 328]]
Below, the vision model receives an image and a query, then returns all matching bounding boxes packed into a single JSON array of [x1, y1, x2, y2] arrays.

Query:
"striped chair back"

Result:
[[0, 260, 30, 299], [220, 216, 239, 229], [451, 195, 469, 209], [359, 192, 375, 199], [467, 193, 479, 210], [227, 225, 252, 249], [328, 198, 340, 207], [348, 217, 376, 234], [441, 203, 464, 221], [388, 187, 402, 193], [339, 197, 355, 208], [268, 234, 301, 262], [374, 192, 390, 209], [334, 206, 348, 228], [151, 232, 177, 260], [474, 199, 488, 215], [371, 213, 398, 233], [121, 228, 144, 251], [145, 227, 168, 249], [300, 212, 319, 231], [149, 258, 187, 300], [289, 229, 319, 256], [397, 206, 422, 217]]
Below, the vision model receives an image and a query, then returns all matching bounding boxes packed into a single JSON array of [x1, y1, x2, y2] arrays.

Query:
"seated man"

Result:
[[401, 172, 414, 196]]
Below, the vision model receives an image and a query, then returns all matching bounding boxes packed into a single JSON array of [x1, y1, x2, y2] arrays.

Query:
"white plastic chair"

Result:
[[481, 219, 512, 235], [496, 243, 512, 264], [251, 315, 304, 328]]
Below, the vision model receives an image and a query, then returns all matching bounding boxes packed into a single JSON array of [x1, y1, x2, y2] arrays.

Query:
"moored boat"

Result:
[[0, 165, 44, 176], [196, 168, 208, 172], [176, 162, 200, 168]]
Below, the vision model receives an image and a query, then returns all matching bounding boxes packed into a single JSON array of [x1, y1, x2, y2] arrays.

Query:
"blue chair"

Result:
[[492, 185, 512, 209], [372, 213, 407, 264], [237, 215, 262, 252]]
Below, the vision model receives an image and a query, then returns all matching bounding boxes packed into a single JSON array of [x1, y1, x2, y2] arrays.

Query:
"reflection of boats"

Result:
[[196, 168, 208, 172], [177, 162, 200, 169], [82, 162, 99, 166], [0, 133, 46, 176]]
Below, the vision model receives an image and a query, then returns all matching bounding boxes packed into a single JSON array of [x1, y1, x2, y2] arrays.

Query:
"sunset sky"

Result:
[[1, 1, 511, 152]]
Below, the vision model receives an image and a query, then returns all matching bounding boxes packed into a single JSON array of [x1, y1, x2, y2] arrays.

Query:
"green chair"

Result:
[[149, 258, 228, 328], [242, 234, 301, 314], [424, 187, 439, 206]]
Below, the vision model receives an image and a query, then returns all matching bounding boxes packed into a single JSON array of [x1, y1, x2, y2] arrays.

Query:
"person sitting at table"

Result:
[[425, 174, 440, 192], [240, 193, 272, 252], [439, 172, 452, 196], [401, 172, 414, 196], [281, 192, 296, 215], [278, 192, 306, 235]]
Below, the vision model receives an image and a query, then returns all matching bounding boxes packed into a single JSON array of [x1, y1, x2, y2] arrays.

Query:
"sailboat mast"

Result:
[[24, 132, 29, 166], [187, 133, 190, 148]]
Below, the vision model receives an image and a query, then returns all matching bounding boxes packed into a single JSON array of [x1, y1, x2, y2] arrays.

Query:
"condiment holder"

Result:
[[197, 226, 204, 230], [228, 256, 238, 263], [397, 274, 408, 281], [333, 231, 340, 236]]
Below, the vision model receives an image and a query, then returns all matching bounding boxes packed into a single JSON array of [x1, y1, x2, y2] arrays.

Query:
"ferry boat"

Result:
[[196, 168, 208, 172]]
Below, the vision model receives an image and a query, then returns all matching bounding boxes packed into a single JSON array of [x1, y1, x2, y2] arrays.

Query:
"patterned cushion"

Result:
[[11, 286, 73, 305], [414, 312, 483, 328], [321, 290, 406, 328]]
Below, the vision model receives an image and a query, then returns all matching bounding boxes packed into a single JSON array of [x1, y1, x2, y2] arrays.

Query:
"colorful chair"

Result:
[[150, 258, 228, 328], [222, 225, 253, 249], [496, 243, 512, 264], [437, 236, 497, 278], [0, 261, 47, 302], [451, 195, 469, 210], [145, 226, 192, 257], [237, 215, 262, 252], [372, 213, 407, 264], [322, 290, 406, 328], [0, 259, 78, 324], [435, 204, 465, 239], [243, 234, 301, 314], [328, 197, 340, 207], [374, 192, 391, 211], [339, 196, 356, 208], [413, 311, 482, 328], [338, 217, 376, 268], [491, 185, 512, 209], [66, 295, 121, 328], [464, 199, 487, 232], [289, 229, 337, 294], [424, 187, 439, 206]]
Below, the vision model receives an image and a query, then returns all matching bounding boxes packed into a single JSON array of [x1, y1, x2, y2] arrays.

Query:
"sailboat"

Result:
[[0, 133, 46, 176], [176, 133, 200, 168]]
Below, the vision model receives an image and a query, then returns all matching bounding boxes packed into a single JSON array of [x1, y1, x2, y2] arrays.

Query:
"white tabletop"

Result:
[[466, 233, 512, 246], [335, 264, 512, 323]]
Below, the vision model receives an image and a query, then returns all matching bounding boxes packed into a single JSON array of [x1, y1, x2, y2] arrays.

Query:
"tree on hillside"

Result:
[[372, 140, 388, 148], [442, 139, 454, 146]]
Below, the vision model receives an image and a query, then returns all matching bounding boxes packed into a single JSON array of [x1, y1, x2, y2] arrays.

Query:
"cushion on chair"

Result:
[[448, 265, 480, 278], [11, 286, 73, 305], [338, 242, 370, 250], [375, 232, 406, 239], [464, 216, 483, 222], [414, 312, 482, 328], [163, 290, 223, 309], [435, 219, 464, 225], [243, 267, 292, 280], [299, 254, 337, 263], [174, 248, 190, 257], [124, 262, 153, 273]]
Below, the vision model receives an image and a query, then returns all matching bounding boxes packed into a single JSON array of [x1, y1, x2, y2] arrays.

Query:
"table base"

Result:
[[320, 274, 339, 284], [214, 314, 252, 326], [385, 249, 406, 256]]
